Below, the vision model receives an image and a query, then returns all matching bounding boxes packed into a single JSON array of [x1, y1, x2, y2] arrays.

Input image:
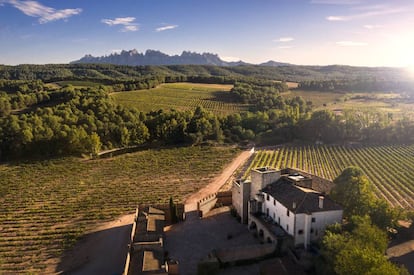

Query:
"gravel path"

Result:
[[184, 148, 254, 212]]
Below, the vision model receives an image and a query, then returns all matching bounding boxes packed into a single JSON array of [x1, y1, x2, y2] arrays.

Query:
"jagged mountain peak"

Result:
[[72, 49, 291, 67]]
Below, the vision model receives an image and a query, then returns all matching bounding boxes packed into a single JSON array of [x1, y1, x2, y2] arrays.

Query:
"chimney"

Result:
[[318, 195, 324, 209], [293, 202, 297, 209]]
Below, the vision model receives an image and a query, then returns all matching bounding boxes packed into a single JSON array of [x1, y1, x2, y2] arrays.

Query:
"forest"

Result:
[[0, 64, 414, 160]]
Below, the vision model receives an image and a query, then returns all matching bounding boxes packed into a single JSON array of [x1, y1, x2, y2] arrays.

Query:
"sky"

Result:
[[0, 0, 414, 67]]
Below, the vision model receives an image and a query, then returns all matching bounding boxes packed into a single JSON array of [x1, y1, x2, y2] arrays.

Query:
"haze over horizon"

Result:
[[1, 0, 414, 68]]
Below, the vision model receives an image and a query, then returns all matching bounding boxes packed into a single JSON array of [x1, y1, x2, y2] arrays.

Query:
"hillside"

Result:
[[0, 63, 411, 83]]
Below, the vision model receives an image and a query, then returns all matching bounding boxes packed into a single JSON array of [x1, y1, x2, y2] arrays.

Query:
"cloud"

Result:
[[326, 5, 408, 22], [101, 17, 135, 26], [111, 49, 122, 54], [278, 46, 293, 49], [364, 24, 383, 29], [156, 25, 178, 32], [122, 25, 139, 32], [276, 37, 294, 42], [101, 17, 139, 32], [336, 41, 367, 46], [326, 16, 347, 21], [5, 0, 81, 23]]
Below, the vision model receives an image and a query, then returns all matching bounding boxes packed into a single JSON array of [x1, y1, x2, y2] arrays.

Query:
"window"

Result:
[[266, 194, 270, 201], [273, 199, 276, 206], [311, 217, 316, 222], [310, 228, 314, 233], [298, 230, 304, 235], [286, 224, 289, 231], [286, 209, 290, 217]]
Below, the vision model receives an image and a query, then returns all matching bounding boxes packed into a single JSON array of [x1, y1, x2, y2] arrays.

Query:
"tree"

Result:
[[88, 132, 101, 157], [169, 197, 178, 224], [319, 215, 407, 275], [330, 167, 376, 217], [335, 244, 402, 275], [331, 167, 401, 230]]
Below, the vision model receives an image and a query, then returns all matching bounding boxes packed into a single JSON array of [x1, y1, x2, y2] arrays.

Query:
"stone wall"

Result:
[[216, 191, 232, 206], [198, 193, 218, 217], [138, 203, 184, 225]]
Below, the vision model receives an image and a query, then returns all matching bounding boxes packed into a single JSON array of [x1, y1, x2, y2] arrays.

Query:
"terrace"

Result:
[[248, 200, 290, 245]]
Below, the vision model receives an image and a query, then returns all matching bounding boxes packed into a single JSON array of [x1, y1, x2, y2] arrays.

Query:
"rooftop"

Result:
[[254, 167, 279, 174], [128, 207, 167, 274], [261, 177, 342, 214]]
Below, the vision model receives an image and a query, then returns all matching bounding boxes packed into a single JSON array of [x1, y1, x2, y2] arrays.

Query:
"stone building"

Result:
[[126, 206, 178, 274], [233, 167, 343, 248]]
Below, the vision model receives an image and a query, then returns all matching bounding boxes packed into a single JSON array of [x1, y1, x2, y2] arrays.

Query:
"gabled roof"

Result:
[[261, 177, 342, 214]]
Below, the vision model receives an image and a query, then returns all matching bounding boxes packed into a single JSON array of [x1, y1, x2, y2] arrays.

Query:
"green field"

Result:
[[0, 146, 239, 273], [245, 145, 414, 209], [111, 82, 248, 115], [283, 90, 414, 119], [282, 90, 344, 108]]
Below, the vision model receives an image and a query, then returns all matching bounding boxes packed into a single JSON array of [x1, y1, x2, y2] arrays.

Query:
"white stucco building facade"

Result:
[[233, 167, 343, 248]]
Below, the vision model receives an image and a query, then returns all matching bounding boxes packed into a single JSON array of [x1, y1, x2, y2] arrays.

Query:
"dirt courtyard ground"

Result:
[[165, 207, 259, 275], [165, 207, 302, 275]]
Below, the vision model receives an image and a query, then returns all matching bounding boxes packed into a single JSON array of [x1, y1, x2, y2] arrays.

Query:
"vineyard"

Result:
[[244, 144, 414, 209], [111, 82, 248, 115], [0, 146, 239, 273]]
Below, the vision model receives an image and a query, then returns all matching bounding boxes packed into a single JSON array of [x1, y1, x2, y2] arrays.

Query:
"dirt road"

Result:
[[185, 148, 254, 211]]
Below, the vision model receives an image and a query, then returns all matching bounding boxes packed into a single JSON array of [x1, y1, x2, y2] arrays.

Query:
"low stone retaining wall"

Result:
[[198, 193, 218, 217]]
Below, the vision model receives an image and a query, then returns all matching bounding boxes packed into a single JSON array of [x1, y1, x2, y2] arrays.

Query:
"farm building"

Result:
[[232, 167, 343, 248]]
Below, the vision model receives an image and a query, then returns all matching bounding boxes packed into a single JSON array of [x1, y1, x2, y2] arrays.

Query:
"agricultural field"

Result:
[[111, 82, 248, 115], [0, 146, 239, 273], [283, 90, 414, 119], [281, 90, 344, 108], [244, 144, 414, 209]]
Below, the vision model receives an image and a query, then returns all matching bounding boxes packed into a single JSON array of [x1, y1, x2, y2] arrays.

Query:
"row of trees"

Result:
[[298, 79, 413, 92], [295, 109, 414, 144], [316, 167, 408, 274]]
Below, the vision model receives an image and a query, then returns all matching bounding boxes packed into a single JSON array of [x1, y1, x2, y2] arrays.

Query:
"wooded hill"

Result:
[[0, 63, 412, 85], [1, 64, 414, 161]]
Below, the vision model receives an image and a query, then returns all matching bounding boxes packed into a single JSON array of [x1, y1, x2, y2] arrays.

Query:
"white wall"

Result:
[[263, 192, 343, 247], [262, 193, 295, 236], [309, 210, 343, 242], [294, 210, 343, 246]]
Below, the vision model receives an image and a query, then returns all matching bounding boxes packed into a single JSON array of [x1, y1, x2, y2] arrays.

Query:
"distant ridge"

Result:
[[71, 49, 291, 67]]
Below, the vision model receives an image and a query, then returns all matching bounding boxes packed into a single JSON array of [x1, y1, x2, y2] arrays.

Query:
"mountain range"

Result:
[[71, 49, 291, 67]]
